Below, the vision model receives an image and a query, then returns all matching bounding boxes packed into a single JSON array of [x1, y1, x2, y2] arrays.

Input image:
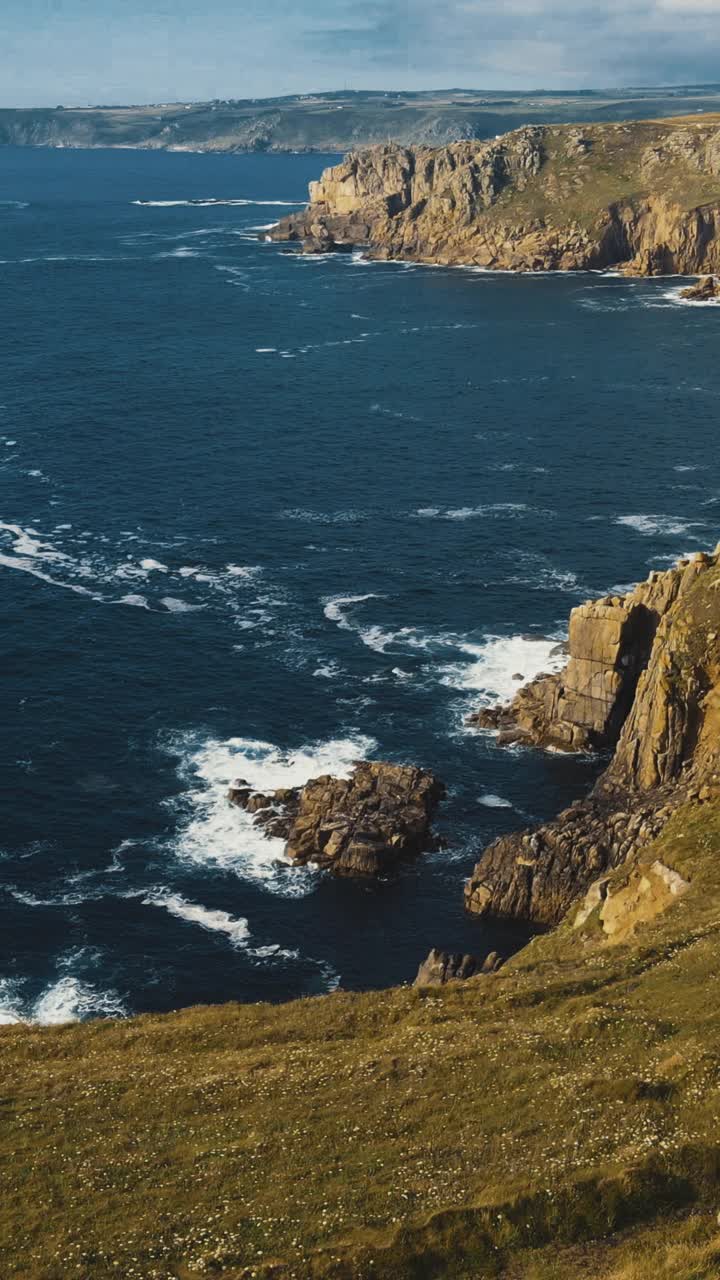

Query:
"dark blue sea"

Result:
[[1, 146, 718, 1023]]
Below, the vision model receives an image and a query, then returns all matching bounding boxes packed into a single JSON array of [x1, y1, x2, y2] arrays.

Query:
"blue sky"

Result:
[[2, 0, 719, 107]]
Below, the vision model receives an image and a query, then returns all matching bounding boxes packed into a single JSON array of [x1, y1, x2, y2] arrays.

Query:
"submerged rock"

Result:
[[229, 761, 445, 876]]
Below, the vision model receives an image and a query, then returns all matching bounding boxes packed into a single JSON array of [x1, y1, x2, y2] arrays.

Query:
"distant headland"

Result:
[[3, 85, 720, 153]]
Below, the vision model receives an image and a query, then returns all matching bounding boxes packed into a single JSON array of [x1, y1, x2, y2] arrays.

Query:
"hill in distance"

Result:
[[3, 85, 720, 152]]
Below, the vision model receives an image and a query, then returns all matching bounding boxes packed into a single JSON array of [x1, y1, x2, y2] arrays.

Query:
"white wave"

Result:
[[156, 247, 201, 259], [322, 593, 405, 654], [144, 893, 250, 945], [0, 974, 126, 1026], [413, 502, 547, 522], [117, 593, 150, 608], [10, 887, 96, 907], [165, 732, 376, 896], [140, 557, 168, 572], [323, 592, 380, 629], [161, 596, 205, 613], [0, 979, 24, 1025], [256, 347, 277, 353], [33, 977, 126, 1025], [616, 514, 702, 537], [506, 554, 586, 596], [0, 520, 70, 560], [142, 892, 301, 963], [132, 198, 300, 208], [313, 660, 342, 679], [479, 793, 513, 808], [0, 551, 99, 598], [225, 564, 261, 578], [442, 634, 566, 708]]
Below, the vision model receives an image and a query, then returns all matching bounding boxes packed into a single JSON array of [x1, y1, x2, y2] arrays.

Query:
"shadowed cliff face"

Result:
[[270, 119, 720, 273], [465, 550, 720, 924]]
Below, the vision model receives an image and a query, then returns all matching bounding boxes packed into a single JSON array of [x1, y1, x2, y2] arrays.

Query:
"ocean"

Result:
[[1, 145, 718, 1024]]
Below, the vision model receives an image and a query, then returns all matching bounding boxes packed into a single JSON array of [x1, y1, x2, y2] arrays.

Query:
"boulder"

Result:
[[680, 275, 720, 301], [229, 761, 445, 877]]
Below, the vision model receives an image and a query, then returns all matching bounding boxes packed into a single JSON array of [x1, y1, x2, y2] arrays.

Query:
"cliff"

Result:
[[269, 118, 720, 273], [465, 550, 720, 924]]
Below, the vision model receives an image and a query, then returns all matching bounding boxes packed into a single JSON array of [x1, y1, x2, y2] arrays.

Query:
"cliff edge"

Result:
[[465, 549, 720, 924], [270, 118, 720, 273]]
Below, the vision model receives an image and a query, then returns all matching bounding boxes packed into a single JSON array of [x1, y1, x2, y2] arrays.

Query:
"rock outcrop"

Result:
[[413, 948, 502, 986], [465, 550, 720, 924], [468, 554, 712, 753], [229, 761, 445, 876], [573, 859, 689, 944], [269, 120, 720, 274], [680, 274, 720, 301]]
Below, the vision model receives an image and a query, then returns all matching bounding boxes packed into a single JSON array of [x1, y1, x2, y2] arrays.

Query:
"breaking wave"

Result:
[[616, 514, 704, 537], [0, 973, 126, 1026], [441, 634, 566, 709], [163, 732, 376, 896], [132, 198, 301, 208]]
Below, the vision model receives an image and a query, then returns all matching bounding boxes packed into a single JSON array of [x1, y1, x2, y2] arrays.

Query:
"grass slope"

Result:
[[2, 798, 720, 1279]]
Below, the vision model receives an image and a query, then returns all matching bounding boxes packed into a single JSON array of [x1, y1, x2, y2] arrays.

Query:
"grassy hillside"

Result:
[[3, 797, 720, 1278]]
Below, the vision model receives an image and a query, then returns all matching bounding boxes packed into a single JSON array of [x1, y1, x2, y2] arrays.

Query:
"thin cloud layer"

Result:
[[0, 0, 719, 106]]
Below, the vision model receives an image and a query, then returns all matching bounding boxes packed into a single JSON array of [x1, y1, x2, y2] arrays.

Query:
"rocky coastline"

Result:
[[268, 119, 720, 275], [223, 548, 720, 971], [465, 549, 720, 926]]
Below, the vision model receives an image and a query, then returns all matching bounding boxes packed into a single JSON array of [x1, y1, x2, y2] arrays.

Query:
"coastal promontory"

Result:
[[269, 117, 720, 274]]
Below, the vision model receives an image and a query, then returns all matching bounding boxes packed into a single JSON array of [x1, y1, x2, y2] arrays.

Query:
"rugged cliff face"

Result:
[[465, 550, 720, 924], [269, 119, 720, 273]]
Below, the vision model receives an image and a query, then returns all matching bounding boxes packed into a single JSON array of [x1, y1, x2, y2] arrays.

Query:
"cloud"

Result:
[[303, 0, 720, 88], [1, 0, 719, 105]]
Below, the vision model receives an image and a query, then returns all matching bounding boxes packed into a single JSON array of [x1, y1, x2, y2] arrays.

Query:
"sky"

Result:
[[1, 0, 720, 107]]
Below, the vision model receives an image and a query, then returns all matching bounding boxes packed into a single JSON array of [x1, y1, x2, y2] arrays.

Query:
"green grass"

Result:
[[483, 122, 720, 232], [3, 795, 720, 1278]]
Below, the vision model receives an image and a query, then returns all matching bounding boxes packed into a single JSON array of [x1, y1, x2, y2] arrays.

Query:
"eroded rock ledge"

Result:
[[268, 120, 720, 274], [465, 549, 720, 925], [229, 761, 445, 877]]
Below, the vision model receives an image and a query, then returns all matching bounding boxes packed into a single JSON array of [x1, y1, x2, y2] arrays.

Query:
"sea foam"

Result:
[[164, 732, 376, 896], [441, 634, 566, 708]]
